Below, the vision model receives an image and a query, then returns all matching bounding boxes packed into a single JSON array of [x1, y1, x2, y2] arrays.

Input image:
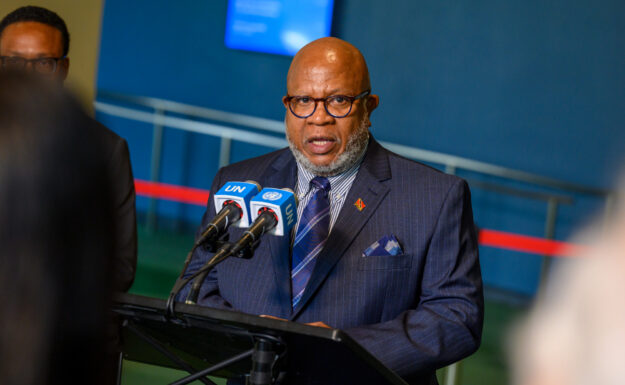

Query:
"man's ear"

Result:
[[362, 94, 379, 128], [366, 94, 379, 113], [282, 95, 290, 107]]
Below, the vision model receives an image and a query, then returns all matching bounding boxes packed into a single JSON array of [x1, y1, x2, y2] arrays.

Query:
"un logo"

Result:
[[262, 191, 282, 201]]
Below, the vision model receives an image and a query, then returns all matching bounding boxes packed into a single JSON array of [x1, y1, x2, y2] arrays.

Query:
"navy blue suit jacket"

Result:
[[180, 138, 483, 384]]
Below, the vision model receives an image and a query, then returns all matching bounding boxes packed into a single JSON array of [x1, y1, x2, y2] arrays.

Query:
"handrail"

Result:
[[98, 91, 285, 133], [96, 91, 609, 198], [379, 142, 607, 197], [94, 101, 288, 149]]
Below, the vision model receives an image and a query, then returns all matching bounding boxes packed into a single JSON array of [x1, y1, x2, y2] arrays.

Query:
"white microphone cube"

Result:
[[213, 181, 260, 227], [250, 188, 297, 236]]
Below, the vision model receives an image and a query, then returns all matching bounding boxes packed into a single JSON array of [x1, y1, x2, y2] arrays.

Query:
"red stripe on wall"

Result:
[[134, 179, 210, 206], [478, 229, 585, 257], [133, 179, 585, 257]]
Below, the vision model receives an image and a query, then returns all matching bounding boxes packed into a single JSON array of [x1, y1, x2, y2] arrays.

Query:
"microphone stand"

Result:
[[165, 237, 260, 319], [165, 234, 226, 319], [184, 243, 234, 305]]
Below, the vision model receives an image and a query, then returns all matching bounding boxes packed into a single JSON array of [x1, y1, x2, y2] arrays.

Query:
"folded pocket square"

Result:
[[362, 234, 403, 257]]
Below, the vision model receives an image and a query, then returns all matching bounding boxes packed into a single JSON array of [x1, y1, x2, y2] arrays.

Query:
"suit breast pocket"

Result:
[[357, 253, 412, 271]]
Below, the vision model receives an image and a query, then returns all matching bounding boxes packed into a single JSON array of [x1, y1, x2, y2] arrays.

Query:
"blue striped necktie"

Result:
[[291, 176, 331, 309]]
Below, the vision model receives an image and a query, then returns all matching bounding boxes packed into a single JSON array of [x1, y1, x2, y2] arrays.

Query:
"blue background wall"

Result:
[[96, 0, 625, 295]]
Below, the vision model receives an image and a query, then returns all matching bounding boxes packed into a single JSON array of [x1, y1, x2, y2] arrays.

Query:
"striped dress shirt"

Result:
[[293, 148, 367, 234]]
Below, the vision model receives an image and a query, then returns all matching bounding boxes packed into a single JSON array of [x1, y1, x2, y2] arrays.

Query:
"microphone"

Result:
[[185, 187, 297, 305], [230, 187, 298, 256], [195, 180, 260, 247], [183, 181, 260, 305]]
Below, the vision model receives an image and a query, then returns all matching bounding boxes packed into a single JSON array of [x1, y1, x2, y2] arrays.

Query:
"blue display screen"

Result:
[[225, 0, 334, 56]]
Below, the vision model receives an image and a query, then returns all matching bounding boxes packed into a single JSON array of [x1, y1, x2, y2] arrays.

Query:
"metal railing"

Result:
[[95, 91, 611, 385]]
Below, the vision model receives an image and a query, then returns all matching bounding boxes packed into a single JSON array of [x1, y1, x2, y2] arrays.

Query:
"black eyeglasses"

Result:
[[0, 56, 65, 74], [285, 89, 371, 118]]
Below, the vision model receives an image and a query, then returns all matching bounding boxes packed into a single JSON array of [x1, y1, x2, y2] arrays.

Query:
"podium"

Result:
[[112, 293, 408, 385]]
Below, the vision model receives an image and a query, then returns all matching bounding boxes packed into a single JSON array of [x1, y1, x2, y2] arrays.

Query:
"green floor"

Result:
[[123, 225, 527, 385]]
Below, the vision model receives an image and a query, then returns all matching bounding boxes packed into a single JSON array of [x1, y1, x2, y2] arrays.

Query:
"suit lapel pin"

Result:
[[354, 198, 366, 211]]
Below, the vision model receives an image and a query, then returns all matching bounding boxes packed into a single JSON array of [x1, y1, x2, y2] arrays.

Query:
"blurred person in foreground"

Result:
[[511, 192, 625, 385], [0, 5, 137, 292], [0, 72, 115, 385]]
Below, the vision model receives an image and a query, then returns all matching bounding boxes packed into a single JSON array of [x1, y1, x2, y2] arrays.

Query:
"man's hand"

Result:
[[260, 315, 331, 328], [304, 321, 331, 328]]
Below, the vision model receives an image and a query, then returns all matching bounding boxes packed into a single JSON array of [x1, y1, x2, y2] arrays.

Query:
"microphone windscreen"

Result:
[[250, 187, 297, 236], [213, 181, 261, 227]]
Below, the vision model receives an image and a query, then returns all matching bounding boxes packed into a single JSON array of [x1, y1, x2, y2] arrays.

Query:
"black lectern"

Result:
[[112, 293, 407, 385]]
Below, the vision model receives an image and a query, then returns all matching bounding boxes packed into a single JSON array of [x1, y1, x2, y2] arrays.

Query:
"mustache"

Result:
[[285, 116, 370, 177]]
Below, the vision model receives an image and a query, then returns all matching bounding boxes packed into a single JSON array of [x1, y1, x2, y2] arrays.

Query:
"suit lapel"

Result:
[[290, 139, 392, 320], [260, 150, 297, 317]]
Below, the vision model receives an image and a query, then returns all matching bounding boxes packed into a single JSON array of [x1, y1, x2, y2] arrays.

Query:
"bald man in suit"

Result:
[[180, 37, 483, 384]]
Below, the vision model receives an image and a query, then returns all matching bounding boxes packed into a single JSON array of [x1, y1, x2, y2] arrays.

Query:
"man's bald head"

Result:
[[287, 37, 371, 94]]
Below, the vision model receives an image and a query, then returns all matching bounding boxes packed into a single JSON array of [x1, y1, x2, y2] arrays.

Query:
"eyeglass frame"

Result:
[[0, 56, 67, 74], [284, 89, 371, 119]]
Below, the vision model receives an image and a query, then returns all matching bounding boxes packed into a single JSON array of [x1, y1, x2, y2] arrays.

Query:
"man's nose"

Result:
[[308, 100, 334, 124]]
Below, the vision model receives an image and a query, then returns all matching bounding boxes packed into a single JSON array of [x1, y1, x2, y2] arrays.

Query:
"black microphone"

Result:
[[229, 207, 279, 256], [189, 207, 281, 304], [195, 181, 261, 247], [229, 187, 298, 257], [195, 200, 241, 247], [169, 181, 260, 309], [185, 187, 297, 305]]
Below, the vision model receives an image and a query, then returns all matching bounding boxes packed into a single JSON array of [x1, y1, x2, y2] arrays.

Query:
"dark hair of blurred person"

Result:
[[0, 71, 114, 385]]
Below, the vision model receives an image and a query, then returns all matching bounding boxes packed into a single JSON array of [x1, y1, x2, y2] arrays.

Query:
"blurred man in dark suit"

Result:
[[179, 37, 483, 384], [0, 5, 137, 292], [0, 71, 115, 385]]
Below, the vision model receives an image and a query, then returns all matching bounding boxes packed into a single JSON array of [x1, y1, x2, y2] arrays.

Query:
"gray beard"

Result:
[[286, 117, 370, 177]]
